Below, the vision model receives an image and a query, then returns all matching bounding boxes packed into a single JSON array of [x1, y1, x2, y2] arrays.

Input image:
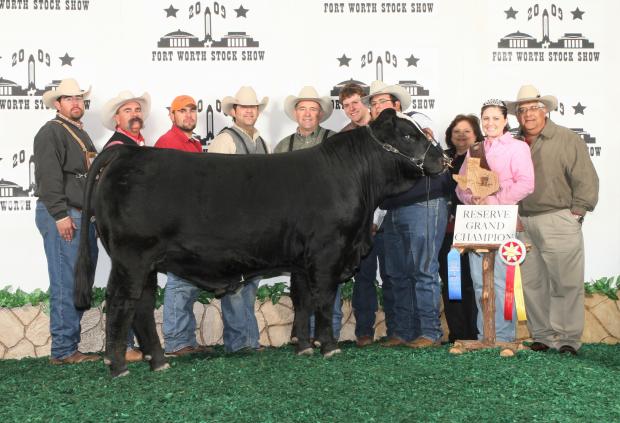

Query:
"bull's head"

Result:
[[368, 108, 450, 176]]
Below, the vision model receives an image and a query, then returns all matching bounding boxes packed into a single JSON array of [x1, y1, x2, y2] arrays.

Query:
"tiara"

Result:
[[483, 98, 507, 108]]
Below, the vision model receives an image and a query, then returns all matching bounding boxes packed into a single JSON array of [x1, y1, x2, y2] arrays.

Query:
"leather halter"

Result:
[[365, 125, 445, 175]]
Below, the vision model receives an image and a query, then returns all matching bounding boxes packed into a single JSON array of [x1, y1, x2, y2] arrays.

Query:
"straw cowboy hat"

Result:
[[101, 90, 151, 131], [505, 84, 558, 115], [362, 80, 411, 112], [42, 78, 91, 108], [283, 86, 333, 123], [221, 86, 269, 115]]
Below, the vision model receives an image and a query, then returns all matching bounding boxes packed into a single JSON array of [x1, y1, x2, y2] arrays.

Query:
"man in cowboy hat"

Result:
[[208, 86, 269, 352], [338, 82, 387, 347], [34, 78, 100, 364], [154, 95, 211, 357], [274, 86, 342, 344], [274, 86, 335, 153], [100, 90, 152, 362], [507, 84, 599, 356], [208, 86, 268, 154], [363, 81, 450, 349], [101, 90, 151, 148]]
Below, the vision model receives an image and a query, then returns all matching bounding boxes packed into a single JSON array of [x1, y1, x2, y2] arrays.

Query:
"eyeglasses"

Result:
[[516, 105, 545, 115], [60, 96, 84, 103], [370, 98, 394, 108]]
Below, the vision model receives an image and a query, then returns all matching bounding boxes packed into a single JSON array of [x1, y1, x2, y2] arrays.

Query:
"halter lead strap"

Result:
[[365, 125, 431, 174]]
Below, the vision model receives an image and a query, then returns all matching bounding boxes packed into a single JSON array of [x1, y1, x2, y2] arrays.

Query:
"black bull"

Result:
[[74, 109, 448, 376]]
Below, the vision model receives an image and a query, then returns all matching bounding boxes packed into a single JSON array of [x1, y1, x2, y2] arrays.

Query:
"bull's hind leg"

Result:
[[104, 267, 136, 377], [132, 272, 168, 372], [290, 271, 314, 355]]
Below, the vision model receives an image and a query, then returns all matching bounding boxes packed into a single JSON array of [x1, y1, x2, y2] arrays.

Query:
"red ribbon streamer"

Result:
[[504, 265, 515, 321]]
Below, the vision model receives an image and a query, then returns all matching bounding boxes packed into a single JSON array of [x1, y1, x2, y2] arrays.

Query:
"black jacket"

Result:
[[33, 115, 97, 220], [380, 172, 452, 210]]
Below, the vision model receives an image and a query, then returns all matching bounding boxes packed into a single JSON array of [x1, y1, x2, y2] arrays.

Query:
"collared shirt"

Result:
[[107, 126, 145, 147], [117, 126, 145, 145], [457, 132, 535, 206], [208, 124, 265, 154], [154, 125, 202, 152], [55, 112, 84, 130], [274, 126, 333, 153], [519, 119, 598, 216]]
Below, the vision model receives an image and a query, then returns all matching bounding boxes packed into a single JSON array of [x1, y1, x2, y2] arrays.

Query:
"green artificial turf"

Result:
[[1, 343, 619, 422]]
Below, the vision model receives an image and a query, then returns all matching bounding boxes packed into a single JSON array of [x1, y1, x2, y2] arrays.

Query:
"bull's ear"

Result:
[[371, 108, 397, 132]]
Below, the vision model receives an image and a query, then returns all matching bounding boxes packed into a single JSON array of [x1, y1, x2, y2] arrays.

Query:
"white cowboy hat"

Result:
[[221, 86, 269, 115], [42, 78, 91, 108], [283, 86, 333, 123], [505, 84, 558, 115], [362, 80, 411, 112], [101, 90, 151, 131]]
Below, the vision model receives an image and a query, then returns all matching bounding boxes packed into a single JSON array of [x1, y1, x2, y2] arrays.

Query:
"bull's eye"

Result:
[[404, 135, 411, 139]]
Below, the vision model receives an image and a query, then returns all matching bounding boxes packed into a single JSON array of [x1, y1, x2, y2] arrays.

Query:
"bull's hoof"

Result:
[[323, 348, 342, 358], [144, 354, 152, 361], [111, 368, 129, 378], [148, 355, 168, 371], [153, 362, 171, 372], [103, 357, 111, 366], [296, 347, 314, 356]]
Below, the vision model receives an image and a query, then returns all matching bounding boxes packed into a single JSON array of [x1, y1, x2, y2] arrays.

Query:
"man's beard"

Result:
[[177, 122, 196, 132], [69, 108, 84, 120]]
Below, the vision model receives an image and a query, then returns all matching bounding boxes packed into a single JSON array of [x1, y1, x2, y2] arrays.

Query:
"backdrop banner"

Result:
[[0, 0, 616, 290]]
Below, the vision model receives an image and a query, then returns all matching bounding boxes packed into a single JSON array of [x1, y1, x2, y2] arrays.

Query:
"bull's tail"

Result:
[[74, 147, 124, 310]]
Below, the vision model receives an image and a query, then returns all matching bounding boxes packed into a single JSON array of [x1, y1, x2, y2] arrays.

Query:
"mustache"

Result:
[[128, 117, 144, 130]]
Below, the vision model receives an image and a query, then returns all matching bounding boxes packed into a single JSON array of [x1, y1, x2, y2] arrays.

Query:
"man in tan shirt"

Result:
[[208, 86, 268, 155], [507, 84, 599, 356], [207, 86, 268, 352]]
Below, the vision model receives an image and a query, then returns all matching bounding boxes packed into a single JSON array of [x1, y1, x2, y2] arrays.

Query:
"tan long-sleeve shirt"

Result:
[[519, 119, 598, 216]]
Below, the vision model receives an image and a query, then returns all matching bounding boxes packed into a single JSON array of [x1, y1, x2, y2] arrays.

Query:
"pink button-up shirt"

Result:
[[456, 132, 535, 205]]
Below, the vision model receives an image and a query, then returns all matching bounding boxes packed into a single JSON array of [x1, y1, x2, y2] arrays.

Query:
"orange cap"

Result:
[[170, 95, 197, 112]]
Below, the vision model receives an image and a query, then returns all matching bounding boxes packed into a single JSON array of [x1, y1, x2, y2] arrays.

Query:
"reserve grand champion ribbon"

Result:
[[499, 239, 527, 321], [447, 248, 462, 300]]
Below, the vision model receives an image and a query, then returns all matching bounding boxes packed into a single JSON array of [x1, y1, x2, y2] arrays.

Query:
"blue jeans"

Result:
[[469, 252, 517, 342], [309, 284, 342, 340], [163, 272, 201, 353], [352, 230, 391, 338], [383, 197, 448, 342], [35, 202, 98, 360], [221, 278, 260, 352]]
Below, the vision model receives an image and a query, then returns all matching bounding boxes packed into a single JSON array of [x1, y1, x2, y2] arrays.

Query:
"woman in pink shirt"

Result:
[[456, 99, 534, 347]]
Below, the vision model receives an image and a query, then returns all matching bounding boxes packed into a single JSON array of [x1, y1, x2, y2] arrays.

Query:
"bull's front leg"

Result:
[[314, 279, 342, 358], [132, 273, 168, 372], [290, 271, 314, 355]]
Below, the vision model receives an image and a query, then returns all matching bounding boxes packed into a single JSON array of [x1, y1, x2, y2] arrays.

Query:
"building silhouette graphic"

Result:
[[499, 8, 594, 49], [158, 30, 204, 48], [0, 179, 30, 197], [157, 7, 260, 48], [0, 55, 61, 97], [330, 79, 369, 97], [398, 80, 430, 96]]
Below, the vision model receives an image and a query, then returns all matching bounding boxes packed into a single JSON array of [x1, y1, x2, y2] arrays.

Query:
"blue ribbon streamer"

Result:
[[447, 248, 462, 300]]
